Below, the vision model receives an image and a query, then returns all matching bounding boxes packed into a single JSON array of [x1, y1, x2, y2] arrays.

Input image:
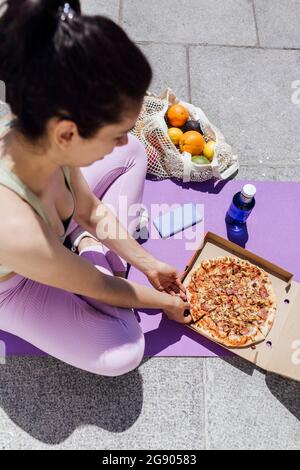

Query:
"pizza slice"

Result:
[[194, 315, 265, 348]]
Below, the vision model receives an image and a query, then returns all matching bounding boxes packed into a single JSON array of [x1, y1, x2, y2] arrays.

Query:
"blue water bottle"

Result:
[[225, 184, 256, 227]]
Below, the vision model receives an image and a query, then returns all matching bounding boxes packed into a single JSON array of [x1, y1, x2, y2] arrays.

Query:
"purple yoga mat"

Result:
[[1, 178, 299, 357]]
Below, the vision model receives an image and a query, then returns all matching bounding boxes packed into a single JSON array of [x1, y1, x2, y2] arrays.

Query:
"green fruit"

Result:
[[181, 120, 203, 135], [191, 155, 211, 165]]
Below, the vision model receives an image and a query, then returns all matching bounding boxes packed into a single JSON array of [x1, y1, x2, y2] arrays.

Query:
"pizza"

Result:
[[186, 256, 277, 348]]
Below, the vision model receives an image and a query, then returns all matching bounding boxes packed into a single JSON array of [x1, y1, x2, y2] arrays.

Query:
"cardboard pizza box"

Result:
[[181, 232, 300, 382]]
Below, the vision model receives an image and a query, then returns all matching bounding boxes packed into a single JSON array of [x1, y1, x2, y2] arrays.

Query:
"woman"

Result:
[[0, 0, 191, 377]]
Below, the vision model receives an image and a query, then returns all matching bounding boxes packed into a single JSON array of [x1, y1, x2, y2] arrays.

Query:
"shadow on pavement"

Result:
[[0, 356, 144, 445], [220, 355, 300, 422], [266, 373, 300, 422]]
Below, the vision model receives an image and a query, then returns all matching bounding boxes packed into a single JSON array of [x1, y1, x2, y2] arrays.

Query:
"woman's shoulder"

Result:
[[0, 183, 32, 223]]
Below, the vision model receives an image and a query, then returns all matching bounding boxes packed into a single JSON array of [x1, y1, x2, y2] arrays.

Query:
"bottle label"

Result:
[[227, 203, 252, 223]]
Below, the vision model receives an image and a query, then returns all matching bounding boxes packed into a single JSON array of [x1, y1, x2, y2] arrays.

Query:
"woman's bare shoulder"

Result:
[[0, 183, 51, 262], [0, 183, 35, 228]]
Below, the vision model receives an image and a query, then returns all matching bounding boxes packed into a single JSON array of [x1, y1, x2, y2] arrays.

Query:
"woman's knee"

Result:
[[127, 134, 148, 172], [91, 332, 145, 377]]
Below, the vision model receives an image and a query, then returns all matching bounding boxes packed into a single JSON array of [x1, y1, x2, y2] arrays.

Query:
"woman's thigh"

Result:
[[0, 252, 145, 377]]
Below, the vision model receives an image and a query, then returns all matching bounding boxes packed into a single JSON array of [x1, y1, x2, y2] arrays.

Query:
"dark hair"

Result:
[[0, 0, 152, 141]]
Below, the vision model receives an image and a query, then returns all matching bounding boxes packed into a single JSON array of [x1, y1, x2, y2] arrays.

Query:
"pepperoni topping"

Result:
[[226, 288, 234, 295], [259, 287, 268, 298], [257, 308, 268, 320], [240, 327, 250, 335]]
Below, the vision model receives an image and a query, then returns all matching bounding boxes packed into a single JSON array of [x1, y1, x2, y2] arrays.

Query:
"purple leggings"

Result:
[[0, 134, 147, 376]]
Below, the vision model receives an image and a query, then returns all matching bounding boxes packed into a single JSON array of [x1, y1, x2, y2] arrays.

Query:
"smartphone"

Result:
[[153, 203, 203, 239]]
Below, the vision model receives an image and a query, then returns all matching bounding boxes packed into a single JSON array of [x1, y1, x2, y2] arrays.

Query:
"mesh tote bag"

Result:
[[130, 87, 239, 183]]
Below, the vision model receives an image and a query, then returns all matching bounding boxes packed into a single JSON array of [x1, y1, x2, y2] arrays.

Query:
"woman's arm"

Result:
[[69, 167, 188, 300], [0, 186, 190, 322], [79, 201, 189, 305], [70, 166, 157, 274]]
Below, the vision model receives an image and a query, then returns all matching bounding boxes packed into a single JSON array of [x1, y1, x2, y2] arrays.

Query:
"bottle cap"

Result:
[[242, 184, 256, 199]]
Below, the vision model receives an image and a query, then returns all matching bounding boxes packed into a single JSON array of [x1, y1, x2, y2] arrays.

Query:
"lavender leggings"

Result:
[[0, 134, 147, 376]]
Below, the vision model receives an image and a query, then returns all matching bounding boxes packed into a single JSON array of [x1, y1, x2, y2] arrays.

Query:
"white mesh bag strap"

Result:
[[182, 152, 192, 183]]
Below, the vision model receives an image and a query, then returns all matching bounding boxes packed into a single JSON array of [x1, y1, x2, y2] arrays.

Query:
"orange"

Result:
[[167, 127, 183, 146], [179, 131, 205, 156], [167, 104, 189, 127]]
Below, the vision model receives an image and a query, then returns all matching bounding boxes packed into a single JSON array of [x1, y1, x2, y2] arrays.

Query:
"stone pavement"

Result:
[[0, 0, 299, 450]]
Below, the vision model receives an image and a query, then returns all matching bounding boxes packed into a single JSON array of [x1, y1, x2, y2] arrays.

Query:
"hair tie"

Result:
[[58, 3, 75, 21]]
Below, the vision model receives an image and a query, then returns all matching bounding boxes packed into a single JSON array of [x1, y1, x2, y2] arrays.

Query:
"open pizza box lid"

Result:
[[181, 232, 300, 382]]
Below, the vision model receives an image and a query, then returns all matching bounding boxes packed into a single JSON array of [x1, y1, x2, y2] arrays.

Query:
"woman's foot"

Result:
[[78, 235, 102, 253]]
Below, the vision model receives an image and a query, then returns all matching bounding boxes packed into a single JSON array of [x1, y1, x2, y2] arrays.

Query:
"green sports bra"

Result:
[[0, 113, 76, 277]]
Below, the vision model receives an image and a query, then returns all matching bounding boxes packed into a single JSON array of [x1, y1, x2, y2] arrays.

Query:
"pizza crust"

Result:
[[193, 318, 265, 348]]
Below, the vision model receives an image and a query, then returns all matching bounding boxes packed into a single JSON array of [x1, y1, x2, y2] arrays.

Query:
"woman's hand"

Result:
[[144, 259, 187, 300], [145, 260, 192, 323], [163, 295, 192, 324]]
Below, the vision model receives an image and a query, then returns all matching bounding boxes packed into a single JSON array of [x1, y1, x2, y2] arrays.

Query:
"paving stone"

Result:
[[123, 0, 257, 46], [0, 357, 205, 450], [189, 46, 300, 165], [255, 0, 300, 48], [205, 357, 300, 450], [237, 165, 276, 180], [138, 43, 190, 101], [80, 0, 120, 20]]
